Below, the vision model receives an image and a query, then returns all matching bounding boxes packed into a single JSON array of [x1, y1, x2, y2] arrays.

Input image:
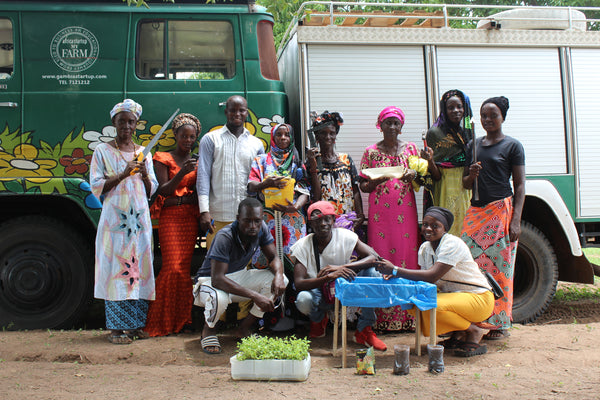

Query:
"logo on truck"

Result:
[[50, 26, 99, 72]]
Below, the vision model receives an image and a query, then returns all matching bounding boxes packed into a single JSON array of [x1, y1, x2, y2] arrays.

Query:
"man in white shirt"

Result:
[[291, 201, 387, 351], [196, 95, 265, 247]]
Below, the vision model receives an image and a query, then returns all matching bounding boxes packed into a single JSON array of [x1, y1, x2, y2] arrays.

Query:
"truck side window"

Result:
[[257, 20, 279, 81], [0, 18, 13, 79], [136, 19, 235, 80]]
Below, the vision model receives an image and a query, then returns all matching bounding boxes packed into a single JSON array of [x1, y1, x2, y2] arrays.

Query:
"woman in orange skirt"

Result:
[[461, 97, 525, 340], [145, 113, 201, 337]]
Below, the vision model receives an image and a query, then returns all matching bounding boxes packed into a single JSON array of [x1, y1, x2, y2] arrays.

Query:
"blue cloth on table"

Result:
[[334, 277, 437, 311]]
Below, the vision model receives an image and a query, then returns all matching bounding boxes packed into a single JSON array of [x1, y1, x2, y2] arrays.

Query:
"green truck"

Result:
[[1, 0, 599, 330], [0, 0, 285, 329]]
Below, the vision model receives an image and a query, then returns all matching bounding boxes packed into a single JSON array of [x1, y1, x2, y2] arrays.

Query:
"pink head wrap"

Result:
[[307, 201, 337, 220], [376, 106, 405, 129]]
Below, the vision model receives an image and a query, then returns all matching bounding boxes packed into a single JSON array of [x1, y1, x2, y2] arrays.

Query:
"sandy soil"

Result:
[[1, 290, 600, 400]]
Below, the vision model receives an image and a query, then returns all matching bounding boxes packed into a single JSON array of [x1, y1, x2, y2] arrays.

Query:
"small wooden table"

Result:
[[331, 277, 438, 368]]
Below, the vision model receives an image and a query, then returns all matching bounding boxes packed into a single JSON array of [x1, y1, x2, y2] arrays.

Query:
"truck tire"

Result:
[[512, 221, 558, 324], [0, 216, 93, 330]]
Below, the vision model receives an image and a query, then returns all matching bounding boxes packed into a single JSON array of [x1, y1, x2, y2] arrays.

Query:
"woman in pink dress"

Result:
[[359, 106, 420, 331]]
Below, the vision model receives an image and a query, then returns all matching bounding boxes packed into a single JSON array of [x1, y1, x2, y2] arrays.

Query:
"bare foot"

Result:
[[463, 323, 487, 344]]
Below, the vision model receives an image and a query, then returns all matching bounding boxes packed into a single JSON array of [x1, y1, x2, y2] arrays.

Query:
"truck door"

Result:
[[20, 11, 128, 160], [128, 14, 245, 139], [0, 13, 20, 150]]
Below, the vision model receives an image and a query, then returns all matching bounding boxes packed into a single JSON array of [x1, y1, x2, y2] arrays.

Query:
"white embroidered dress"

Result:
[[90, 143, 158, 301]]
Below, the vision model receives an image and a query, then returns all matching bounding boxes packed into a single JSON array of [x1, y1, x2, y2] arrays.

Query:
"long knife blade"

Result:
[[141, 108, 180, 158], [131, 108, 180, 175]]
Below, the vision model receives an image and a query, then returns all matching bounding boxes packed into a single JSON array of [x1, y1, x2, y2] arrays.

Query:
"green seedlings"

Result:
[[235, 335, 310, 361]]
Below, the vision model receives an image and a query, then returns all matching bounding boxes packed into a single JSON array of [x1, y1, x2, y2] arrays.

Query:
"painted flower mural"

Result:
[[138, 124, 175, 149], [0, 144, 58, 183], [257, 114, 285, 135], [83, 126, 117, 150], [60, 148, 92, 175], [0, 107, 277, 217]]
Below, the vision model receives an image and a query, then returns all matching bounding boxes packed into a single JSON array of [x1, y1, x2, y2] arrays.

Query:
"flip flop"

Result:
[[438, 337, 464, 350], [454, 341, 487, 357], [482, 329, 510, 341], [108, 333, 133, 345], [201, 335, 222, 355]]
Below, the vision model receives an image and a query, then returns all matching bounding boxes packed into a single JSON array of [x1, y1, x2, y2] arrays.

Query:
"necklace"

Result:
[[114, 139, 139, 162]]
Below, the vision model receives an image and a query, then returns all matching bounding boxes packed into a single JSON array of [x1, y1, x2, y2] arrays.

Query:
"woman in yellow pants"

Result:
[[375, 206, 494, 357]]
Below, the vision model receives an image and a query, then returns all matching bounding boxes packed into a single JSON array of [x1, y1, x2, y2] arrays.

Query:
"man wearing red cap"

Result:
[[291, 201, 387, 351]]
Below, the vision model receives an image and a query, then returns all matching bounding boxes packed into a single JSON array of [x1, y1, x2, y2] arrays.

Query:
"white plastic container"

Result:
[[230, 354, 311, 381]]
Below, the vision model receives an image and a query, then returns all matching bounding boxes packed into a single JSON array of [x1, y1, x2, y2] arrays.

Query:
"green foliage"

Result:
[[122, 0, 174, 8], [553, 284, 600, 302], [236, 335, 310, 361]]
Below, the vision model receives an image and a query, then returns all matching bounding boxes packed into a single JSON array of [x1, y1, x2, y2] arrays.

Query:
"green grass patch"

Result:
[[583, 247, 600, 265], [553, 284, 600, 302]]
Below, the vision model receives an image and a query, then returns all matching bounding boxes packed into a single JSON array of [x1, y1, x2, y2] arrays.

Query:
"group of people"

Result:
[[90, 90, 525, 358]]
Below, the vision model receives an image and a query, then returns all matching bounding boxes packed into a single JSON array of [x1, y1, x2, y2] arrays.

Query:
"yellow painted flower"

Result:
[[0, 144, 57, 183], [138, 124, 175, 148]]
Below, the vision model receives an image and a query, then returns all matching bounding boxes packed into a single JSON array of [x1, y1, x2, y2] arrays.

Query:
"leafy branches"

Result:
[[122, 0, 174, 8]]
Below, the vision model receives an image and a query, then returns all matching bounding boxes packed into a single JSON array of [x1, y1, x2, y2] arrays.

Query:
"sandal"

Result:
[[454, 341, 487, 357], [438, 337, 464, 350], [201, 335, 222, 355], [482, 329, 510, 341], [108, 333, 133, 345], [125, 329, 150, 340]]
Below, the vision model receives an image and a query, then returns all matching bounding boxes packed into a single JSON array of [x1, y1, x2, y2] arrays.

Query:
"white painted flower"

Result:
[[83, 126, 117, 150], [257, 114, 285, 135]]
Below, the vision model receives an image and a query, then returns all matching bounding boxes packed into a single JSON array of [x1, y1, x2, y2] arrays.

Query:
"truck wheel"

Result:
[[512, 221, 558, 324], [0, 216, 93, 330]]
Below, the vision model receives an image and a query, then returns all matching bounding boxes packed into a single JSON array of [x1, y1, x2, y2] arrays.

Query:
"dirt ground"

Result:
[[2, 287, 600, 400]]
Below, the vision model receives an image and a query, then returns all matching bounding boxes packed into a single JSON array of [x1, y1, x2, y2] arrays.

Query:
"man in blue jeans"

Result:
[[291, 201, 387, 351]]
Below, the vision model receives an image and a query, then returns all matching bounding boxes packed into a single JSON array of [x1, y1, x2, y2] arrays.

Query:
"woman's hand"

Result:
[[420, 147, 434, 161], [360, 176, 388, 193], [468, 161, 482, 179], [123, 160, 138, 176], [509, 218, 521, 242], [352, 213, 365, 230], [306, 147, 321, 170], [263, 175, 288, 189], [401, 169, 417, 184], [374, 259, 396, 276], [182, 158, 197, 175], [272, 199, 297, 214], [137, 160, 149, 179]]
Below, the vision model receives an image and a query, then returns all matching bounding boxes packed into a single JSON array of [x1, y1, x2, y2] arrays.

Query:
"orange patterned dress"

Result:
[[461, 197, 517, 329], [145, 152, 200, 337]]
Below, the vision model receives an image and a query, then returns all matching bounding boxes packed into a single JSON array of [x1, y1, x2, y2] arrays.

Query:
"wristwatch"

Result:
[[392, 266, 399, 276]]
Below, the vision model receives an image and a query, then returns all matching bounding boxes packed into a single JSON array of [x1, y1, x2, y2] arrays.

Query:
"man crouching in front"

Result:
[[193, 197, 287, 354], [291, 201, 387, 351]]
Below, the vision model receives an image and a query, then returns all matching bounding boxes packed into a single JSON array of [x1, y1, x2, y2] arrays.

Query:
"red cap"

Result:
[[307, 201, 337, 220]]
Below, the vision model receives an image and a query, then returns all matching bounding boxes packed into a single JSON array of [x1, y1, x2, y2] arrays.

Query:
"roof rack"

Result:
[[279, 1, 600, 49]]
